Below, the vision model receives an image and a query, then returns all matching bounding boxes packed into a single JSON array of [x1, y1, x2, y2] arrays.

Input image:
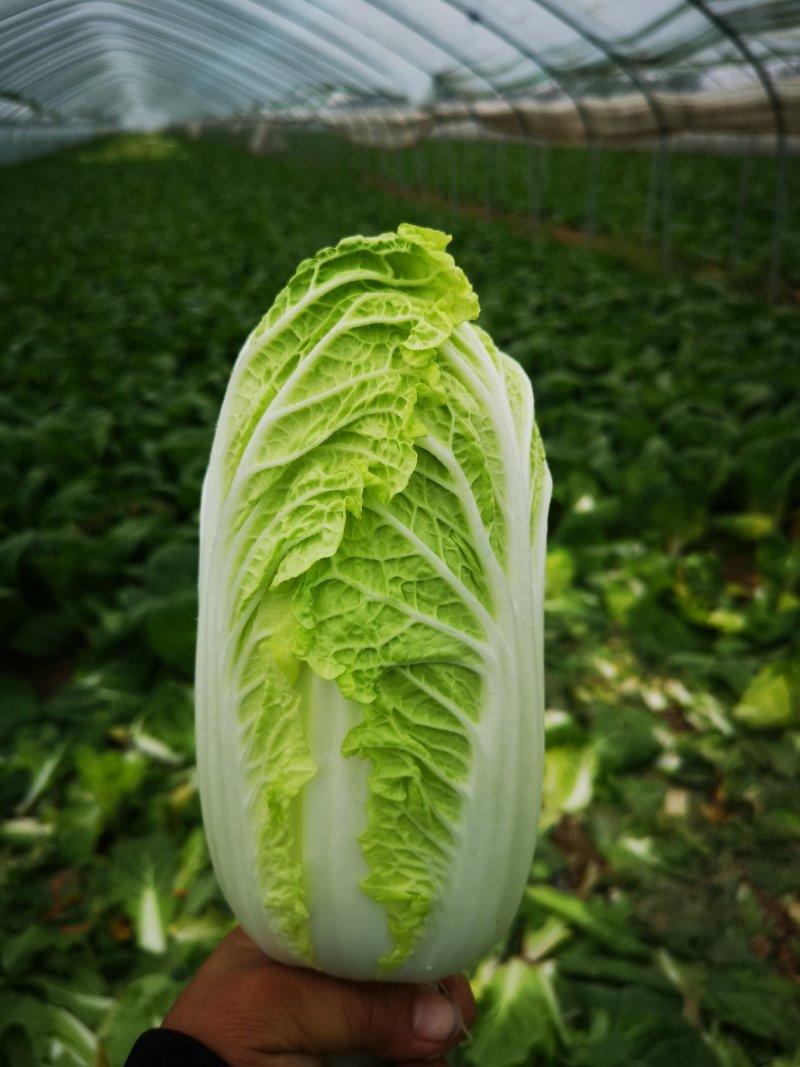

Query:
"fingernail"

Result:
[[412, 991, 457, 1043]]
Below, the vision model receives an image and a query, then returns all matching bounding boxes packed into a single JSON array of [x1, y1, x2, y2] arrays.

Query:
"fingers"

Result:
[[261, 961, 476, 1062], [163, 927, 476, 1067]]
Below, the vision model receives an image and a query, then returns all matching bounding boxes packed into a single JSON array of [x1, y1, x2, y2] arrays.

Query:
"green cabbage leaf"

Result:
[[196, 224, 551, 980]]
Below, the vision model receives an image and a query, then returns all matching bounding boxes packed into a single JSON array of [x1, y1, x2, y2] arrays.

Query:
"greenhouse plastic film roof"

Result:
[[2, 0, 800, 149]]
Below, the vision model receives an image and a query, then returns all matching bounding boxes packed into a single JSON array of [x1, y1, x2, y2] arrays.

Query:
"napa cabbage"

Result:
[[196, 224, 551, 981]]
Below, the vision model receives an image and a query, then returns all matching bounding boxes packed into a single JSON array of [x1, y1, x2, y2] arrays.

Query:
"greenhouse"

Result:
[[1, 2, 799, 1065]]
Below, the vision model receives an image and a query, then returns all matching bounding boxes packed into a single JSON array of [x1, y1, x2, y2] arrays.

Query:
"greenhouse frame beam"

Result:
[[127, 0, 383, 109], [341, 0, 535, 211], [436, 0, 610, 236], [14, 32, 254, 121], [0, 0, 410, 124], [122, 0, 407, 115], [357, 0, 535, 173], [685, 0, 787, 139], [213, 0, 412, 100], [340, 0, 499, 103], [0, 4, 306, 120], [4, 37, 261, 123], [685, 0, 788, 298], [283, 0, 494, 156], [520, 0, 669, 135], [0, 6, 294, 105], [519, 0, 674, 264], [440, 0, 596, 143]]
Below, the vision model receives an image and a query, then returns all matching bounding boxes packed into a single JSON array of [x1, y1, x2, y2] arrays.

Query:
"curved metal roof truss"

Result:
[[1, 0, 798, 144]]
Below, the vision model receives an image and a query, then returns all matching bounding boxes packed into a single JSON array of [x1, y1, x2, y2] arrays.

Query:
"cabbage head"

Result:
[[196, 224, 551, 981]]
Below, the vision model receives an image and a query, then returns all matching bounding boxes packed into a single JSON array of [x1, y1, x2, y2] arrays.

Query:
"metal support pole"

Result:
[[526, 139, 537, 230], [769, 133, 788, 301], [540, 142, 550, 222], [498, 137, 508, 213], [686, 0, 787, 300], [448, 138, 460, 209], [659, 135, 673, 271], [728, 140, 754, 270], [463, 137, 473, 205], [585, 142, 598, 246], [415, 140, 426, 192], [484, 138, 493, 211], [644, 147, 659, 244]]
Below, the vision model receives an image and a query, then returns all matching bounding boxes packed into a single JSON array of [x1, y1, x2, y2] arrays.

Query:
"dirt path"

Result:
[[367, 177, 799, 305]]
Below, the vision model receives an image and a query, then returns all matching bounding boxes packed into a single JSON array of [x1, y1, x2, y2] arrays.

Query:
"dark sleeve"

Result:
[[124, 1029, 230, 1067]]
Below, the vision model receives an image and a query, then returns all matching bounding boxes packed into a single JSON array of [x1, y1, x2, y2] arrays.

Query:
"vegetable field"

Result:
[[1, 135, 799, 1067], [344, 136, 800, 292]]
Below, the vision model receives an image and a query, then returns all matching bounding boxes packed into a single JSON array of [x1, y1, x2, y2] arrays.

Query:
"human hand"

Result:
[[162, 927, 477, 1067]]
